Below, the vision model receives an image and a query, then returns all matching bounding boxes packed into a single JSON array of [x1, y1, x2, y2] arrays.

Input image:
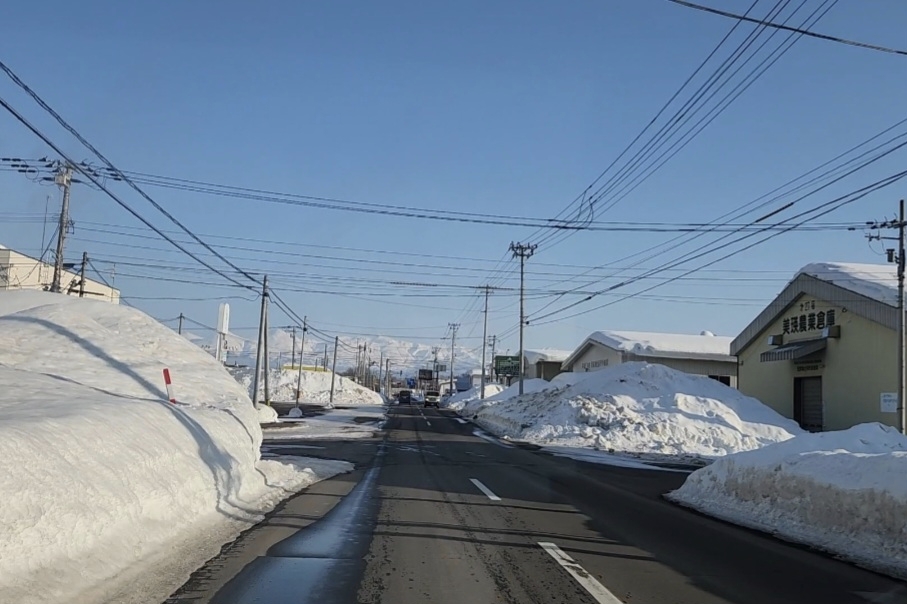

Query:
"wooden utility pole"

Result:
[[480, 285, 491, 399], [78, 251, 87, 297], [448, 323, 459, 395], [295, 316, 307, 405], [329, 336, 339, 406]]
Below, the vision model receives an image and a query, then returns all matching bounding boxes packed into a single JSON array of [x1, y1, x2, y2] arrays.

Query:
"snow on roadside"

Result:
[[446, 383, 505, 412], [470, 363, 801, 461], [458, 379, 551, 416], [263, 405, 386, 441], [668, 423, 907, 579], [0, 291, 352, 604], [229, 366, 384, 405]]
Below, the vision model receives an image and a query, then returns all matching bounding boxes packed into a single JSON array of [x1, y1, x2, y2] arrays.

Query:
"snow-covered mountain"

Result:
[[215, 328, 483, 375]]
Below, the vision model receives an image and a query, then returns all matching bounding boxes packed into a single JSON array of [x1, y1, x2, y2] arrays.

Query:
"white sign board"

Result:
[[880, 392, 898, 413]]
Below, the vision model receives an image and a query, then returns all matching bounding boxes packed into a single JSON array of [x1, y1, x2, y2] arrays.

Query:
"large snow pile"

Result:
[[798, 262, 896, 306], [459, 378, 552, 416], [230, 366, 384, 405], [446, 383, 505, 411], [472, 363, 801, 460], [0, 291, 352, 604], [669, 423, 907, 578]]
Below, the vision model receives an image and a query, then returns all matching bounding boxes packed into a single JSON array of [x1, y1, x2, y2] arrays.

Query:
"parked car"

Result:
[[424, 390, 441, 408]]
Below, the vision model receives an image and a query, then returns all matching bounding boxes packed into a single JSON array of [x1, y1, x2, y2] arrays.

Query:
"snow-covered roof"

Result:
[[797, 262, 896, 306], [523, 348, 572, 365], [563, 330, 733, 367], [591, 330, 732, 358]]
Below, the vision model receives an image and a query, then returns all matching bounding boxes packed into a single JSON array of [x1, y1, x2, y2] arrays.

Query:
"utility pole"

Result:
[[378, 352, 384, 394], [431, 346, 440, 390], [510, 242, 537, 395], [50, 164, 73, 293], [329, 336, 339, 406], [290, 326, 297, 368], [448, 323, 459, 396], [385, 358, 391, 398], [480, 285, 491, 399], [295, 316, 307, 405], [867, 203, 906, 435], [323, 343, 328, 370], [262, 287, 271, 404], [251, 275, 269, 406], [79, 251, 88, 298], [356, 343, 362, 383], [178, 313, 184, 335], [489, 335, 497, 385]]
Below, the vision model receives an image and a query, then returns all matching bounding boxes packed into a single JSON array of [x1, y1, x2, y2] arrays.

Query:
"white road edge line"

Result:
[[538, 542, 623, 604], [454, 418, 468, 424], [469, 478, 501, 501]]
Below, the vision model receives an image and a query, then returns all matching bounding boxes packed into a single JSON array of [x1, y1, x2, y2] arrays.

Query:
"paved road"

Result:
[[168, 404, 906, 603]]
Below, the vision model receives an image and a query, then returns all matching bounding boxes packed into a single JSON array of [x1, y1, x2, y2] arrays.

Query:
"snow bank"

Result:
[[798, 262, 896, 306], [230, 366, 384, 405], [472, 362, 801, 460], [669, 423, 907, 578], [0, 291, 351, 604], [446, 383, 505, 411], [256, 403, 279, 423], [460, 378, 552, 416]]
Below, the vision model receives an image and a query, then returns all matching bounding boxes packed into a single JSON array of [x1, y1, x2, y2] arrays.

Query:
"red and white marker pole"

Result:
[[163, 368, 176, 404]]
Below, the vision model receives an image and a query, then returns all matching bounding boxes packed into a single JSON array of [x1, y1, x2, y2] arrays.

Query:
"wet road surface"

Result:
[[167, 404, 907, 603]]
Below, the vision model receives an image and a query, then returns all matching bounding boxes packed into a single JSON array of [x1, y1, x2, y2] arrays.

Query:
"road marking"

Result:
[[425, 420, 432, 426], [472, 429, 513, 448], [538, 542, 623, 604], [454, 418, 468, 424], [469, 478, 501, 501]]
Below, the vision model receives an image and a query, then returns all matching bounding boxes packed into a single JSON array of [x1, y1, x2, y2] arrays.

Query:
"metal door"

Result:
[[794, 376, 823, 432]]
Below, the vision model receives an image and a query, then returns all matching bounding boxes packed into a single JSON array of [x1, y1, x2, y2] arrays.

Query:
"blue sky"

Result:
[[1, 0, 906, 364]]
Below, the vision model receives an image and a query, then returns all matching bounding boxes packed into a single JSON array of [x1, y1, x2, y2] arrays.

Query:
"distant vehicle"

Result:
[[398, 390, 412, 404], [424, 390, 441, 408]]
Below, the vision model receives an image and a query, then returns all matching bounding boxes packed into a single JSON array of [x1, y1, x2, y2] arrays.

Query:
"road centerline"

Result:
[[538, 542, 623, 604], [469, 478, 501, 501]]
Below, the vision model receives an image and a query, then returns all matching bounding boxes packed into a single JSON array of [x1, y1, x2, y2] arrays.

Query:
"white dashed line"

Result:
[[469, 478, 501, 501], [538, 542, 623, 603], [454, 418, 468, 424]]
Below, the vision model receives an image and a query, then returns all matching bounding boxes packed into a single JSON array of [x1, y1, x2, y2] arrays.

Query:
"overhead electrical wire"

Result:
[[666, 0, 907, 56]]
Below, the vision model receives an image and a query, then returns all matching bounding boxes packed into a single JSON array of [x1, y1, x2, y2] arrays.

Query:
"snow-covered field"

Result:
[[0, 291, 351, 604], [669, 422, 907, 578], [230, 366, 384, 405], [264, 404, 387, 440], [465, 363, 801, 461]]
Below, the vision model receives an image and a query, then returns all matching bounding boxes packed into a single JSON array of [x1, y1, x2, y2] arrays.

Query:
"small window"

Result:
[[708, 375, 731, 386]]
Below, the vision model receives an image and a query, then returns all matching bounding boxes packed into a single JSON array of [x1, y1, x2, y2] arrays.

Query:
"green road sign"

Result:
[[494, 355, 520, 377]]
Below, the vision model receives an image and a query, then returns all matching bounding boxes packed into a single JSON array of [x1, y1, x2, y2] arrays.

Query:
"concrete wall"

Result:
[[569, 344, 623, 373], [0, 249, 120, 303], [569, 342, 736, 385], [737, 293, 898, 431]]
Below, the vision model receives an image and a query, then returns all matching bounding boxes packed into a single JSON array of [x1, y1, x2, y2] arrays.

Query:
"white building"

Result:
[[523, 348, 572, 380], [0, 245, 120, 303], [561, 330, 737, 386]]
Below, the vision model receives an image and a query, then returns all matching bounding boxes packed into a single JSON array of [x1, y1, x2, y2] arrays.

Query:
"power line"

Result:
[[0, 60, 262, 292], [667, 0, 907, 56], [0, 93, 256, 293]]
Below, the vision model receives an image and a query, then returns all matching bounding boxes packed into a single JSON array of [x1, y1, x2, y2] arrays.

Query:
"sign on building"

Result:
[[494, 355, 520, 377], [880, 392, 898, 413]]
